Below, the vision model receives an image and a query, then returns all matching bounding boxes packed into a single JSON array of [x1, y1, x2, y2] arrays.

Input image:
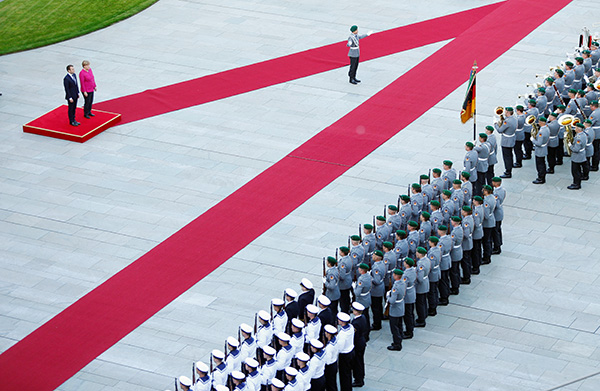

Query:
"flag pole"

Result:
[[473, 60, 478, 140]]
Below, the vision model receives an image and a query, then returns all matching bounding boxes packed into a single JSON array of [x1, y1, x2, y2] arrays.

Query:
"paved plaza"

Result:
[[1, 0, 600, 390]]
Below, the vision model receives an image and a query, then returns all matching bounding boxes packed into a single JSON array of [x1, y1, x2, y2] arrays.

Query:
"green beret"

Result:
[[451, 216, 462, 222], [485, 125, 494, 131], [591, 100, 599, 106], [584, 119, 593, 124], [505, 107, 513, 112], [492, 176, 502, 182], [528, 99, 536, 104], [583, 50, 591, 54], [350, 25, 358, 32], [430, 200, 440, 207], [461, 171, 470, 179], [546, 77, 554, 84], [578, 89, 585, 95], [483, 185, 493, 192], [327, 256, 337, 264], [575, 122, 584, 128], [393, 269, 404, 276], [555, 69, 564, 76], [479, 133, 488, 139], [412, 183, 421, 190], [383, 241, 393, 249], [443, 160, 453, 167], [465, 141, 474, 148], [593, 42, 599, 47], [408, 220, 418, 228], [416, 247, 427, 255], [438, 225, 448, 231], [589, 83, 595, 88], [575, 57, 583, 62], [549, 112, 558, 117], [538, 116, 547, 122], [373, 250, 384, 258], [396, 229, 407, 237], [473, 195, 483, 202], [538, 87, 546, 93], [359, 263, 370, 270], [462, 205, 472, 212], [364, 224, 373, 230], [516, 105, 524, 111], [442, 189, 452, 196], [376, 216, 386, 222], [452, 179, 462, 185], [568, 88, 577, 94], [420, 174, 429, 180], [400, 195, 410, 202], [405, 258, 415, 266], [388, 204, 398, 211], [432, 168, 442, 174], [421, 211, 430, 219], [429, 236, 439, 243], [350, 235, 361, 241], [565, 61, 573, 67], [339, 246, 350, 253], [557, 104, 566, 109]]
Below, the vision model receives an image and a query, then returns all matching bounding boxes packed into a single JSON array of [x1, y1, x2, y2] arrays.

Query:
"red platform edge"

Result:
[[23, 105, 121, 143]]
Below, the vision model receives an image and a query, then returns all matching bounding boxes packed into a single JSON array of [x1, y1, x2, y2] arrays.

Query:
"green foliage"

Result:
[[0, 0, 158, 55]]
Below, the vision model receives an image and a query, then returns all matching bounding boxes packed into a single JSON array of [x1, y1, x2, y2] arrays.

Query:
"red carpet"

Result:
[[0, 1, 571, 390], [23, 106, 121, 142]]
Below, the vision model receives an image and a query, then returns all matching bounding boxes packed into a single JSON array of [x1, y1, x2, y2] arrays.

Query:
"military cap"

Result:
[[430, 200, 440, 207], [483, 184, 493, 192], [453, 179, 462, 185], [324, 324, 338, 335], [473, 195, 483, 202], [245, 357, 259, 368], [350, 235, 361, 241], [432, 168, 442, 174], [568, 88, 577, 94], [393, 268, 404, 276], [258, 310, 270, 322], [538, 87, 546, 93], [212, 349, 225, 360], [412, 183, 421, 190], [358, 263, 370, 270], [485, 125, 494, 131], [538, 116, 547, 122], [421, 211, 431, 219], [272, 298, 284, 307], [575, 57, 583, 62], [352, 302, 365, 311], [196, 361, 209, 373], [492, 176, 502, 182], [336, 312, 351, 322], [179, 376, 193, 387], [479, 133, 488, 139], [575, 122, 584, 128], [291, 318, 304, 329], [546, 77, 554, 83], [591, 100, 599, 106], [462, 205, 472, 212], [557, 104, 566, 109], [549, 112, 558, 117], [589, 83, 595, 88], [306, 304, 319, 314], [584, 119, 593, 124], [592, 41, 599, 47], [420, 174, 429, 180], [285, 367, 299, 376], [388, 204, 398, 211], [462, 171, 470, 179], [443, 160, 453, 166], [555, 69, 564, 76], [232, 371, 245, 381], [215, 386, 230, 391], [350, 25, 358, 32], [438, 224, 448, 231], [327, 256, 337, 265], [408, 220, 418, 228], [528, 98, 537, 104], [376, 215, 386, 222], [429, 236, 439, 243], [227, 336, 240, 348], [416, 247, 427, 254], [340, 247, 351, 255], [396, 229, 407, 237], [317, 295, 331, 306], [271, 378, 285, 389], [364, 223, 373, 230], [383, 241, 393, 249], [400, 195, 411, 202], [565, 61, 574, 67], [578, 89, 585, 95], [295, 352, 310, 361], [466, 141, 474, 148], [405, 257, 415, 266], [516, 105, 524, 110], [451, 216, 462, 222], [442, 189, 452, 196], [505, 106, 514, 112], [373, 250, 384, 257], [240, 323, 253, 334], [301, 278, 313, 289], [583, 50, 591, 54]]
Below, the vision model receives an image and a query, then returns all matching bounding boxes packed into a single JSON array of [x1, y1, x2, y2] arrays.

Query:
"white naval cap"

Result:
[[295, 352, 310, 362], [285, 288, 298, 298], [245, 357, 259, 368], [291, 318, 305, 329], [306, 304, 319, 314], [258, 310, 270, 321], [211, 349, 225, 360], [227, 336, 240, 348], [179, 376, 192, 387], [277, 332, 291, 342], [337, 312, 351, 322], [352, 302, 365, 311], [300, 278, 313, 289], [263, 345, 276, 356], [231, 370, 245, 380], [272, 298, 285, 306], [214, 386, 229, 391], [324, 324, 338, 334], [271, 378, 285, 389], [195, 361, 209, 373], [317, 295, 331, 306], [240, 323, 253, 334], [285, 367, 299, 377], [310, 339, 324, 349]]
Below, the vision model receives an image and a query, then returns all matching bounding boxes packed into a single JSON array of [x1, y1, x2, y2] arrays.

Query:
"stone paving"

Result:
[[1, 0, 600, 390]]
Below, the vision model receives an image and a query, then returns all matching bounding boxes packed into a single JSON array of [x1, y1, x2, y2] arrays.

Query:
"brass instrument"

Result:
[[594, 80, 600, 90], [526, 82, 542, 89], [526, 114, 539, 139], [535, 73, 551, 79], [561, 114, 575, 156], [495, 106, 505, 125]]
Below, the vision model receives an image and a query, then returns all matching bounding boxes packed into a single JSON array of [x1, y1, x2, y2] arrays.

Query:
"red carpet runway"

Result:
[[0, 1, 571, 390]]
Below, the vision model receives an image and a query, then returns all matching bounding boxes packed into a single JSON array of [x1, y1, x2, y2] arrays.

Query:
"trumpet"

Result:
[[561, 114, 576, 156], [495, 106, 505, 125], [526, 82, 542, 89], [535, 73, 551, 80], [526, 114, 539, 139]]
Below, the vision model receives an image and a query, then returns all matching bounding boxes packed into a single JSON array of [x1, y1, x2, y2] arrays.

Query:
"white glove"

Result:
[[322, 277, 327, 284], [368, 30, 374, 36], [352, 282, 357, 290]]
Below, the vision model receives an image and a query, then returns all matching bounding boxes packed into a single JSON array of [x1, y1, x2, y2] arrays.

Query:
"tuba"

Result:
[[495, 106, 505, 125], [561, 114, 575, 155], [526, 115, 539, 139]]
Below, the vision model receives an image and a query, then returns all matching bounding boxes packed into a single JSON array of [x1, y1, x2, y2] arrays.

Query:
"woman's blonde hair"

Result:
[[82, 60, 90, 67]]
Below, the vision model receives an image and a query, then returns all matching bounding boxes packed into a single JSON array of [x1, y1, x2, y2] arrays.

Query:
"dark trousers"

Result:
[[348, 56, 359, 81], [592, 139, 600, 169], [67, 98, 77, 123], [535, 156, 546, 180], [351, 346, 365, 383], [548, 146, 558, 170], [514, 140, 523, 165], [83, 91, 94, 116], [363, 309, 371, 341], [492, 221, 503, 251], [389, 315, 404, 347], [584, 158, 590, 178], [450, 262, 461, 291], [415, 293, 428, 323], [483, 227, 494, 262], [371, 296, 383, 329], [475, 171, 486, 197], [338, 351, 354, 391], [572, 161, 584, 186], [330, 299, 339, 320], [340, 289, 351, 314], [472, 238, 482, 272], [557, 138, 565, 163], [311, 375, 326, 391], [486, 165, 495, 185], [325, 362, 338, 391], [439, 269, 450, 302], [524, 135, 533, 157], [427, 281, 438, 311], [502, 146, 513, 174], [403, 303, 415, 335], [461, 249, 472, 280]]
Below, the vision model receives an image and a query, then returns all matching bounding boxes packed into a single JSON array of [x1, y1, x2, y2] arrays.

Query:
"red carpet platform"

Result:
[[23, 105, 121, 143]]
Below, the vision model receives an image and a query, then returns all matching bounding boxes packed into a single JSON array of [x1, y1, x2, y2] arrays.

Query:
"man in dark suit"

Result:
[[350, 302, 368, 388], [297, 278, 315, 320], [63, 64, 80, 126]]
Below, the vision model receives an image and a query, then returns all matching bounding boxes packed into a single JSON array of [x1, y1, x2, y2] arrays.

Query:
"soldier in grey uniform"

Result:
[[546, 112, 560, 173], [482, 185, 496, 264], [460, 206, 474, 284], [410, 184, 424, 222], [574, 57, 585, 90], [589, 100, 600, 171], [441, 190, 456, 228], [584, 119, 595, 179], [353, 263, 372, 334], [402, 258, 417, 339], [474, 133, 490, 196], [495, 107, 517, 178], [564, 61, 576, 93], [532, 116, 550, 184], [386, 205, 402, 232], [451, 179, 464, 211], [361, 224, 376, 257], [347, 25, 371, 84], [406, 221, 420, 259], [491, 177, 505, 255], [485, 126, 498, 185], [398, 195, 412, 231], [337, 247, 353, 314], [325, 257, 341, 317], [375, 216, 391, 249], [430, 201, 443, 236], [523, 99, 539, 159], [441, 160, 457, 190], [369, 251, 386, 330], [419, 212, 432, 248], [514, 105, 526, 167], [393, 230, 409, 265], [535, 88, 548, 116], [449, 216, 463, 295], [556, 105, 567, 163], [471, 197, 484, 274], [565, 89, 579, 116], [349, 235, 365, 281], [577, 90, 591, 118], [460, 172, 473, 206], [544, 79, 556, 115], [568, 122, 588, 190], [382, 242, 398, 297], [554, 69, 567, 103], [426, 236, 441, 316], [414, 247, 431, 327], [437, 225, 452, 306], [585, 83, 598, 105], [431, 168, 444, 198], [385, 269, 406, 351], [583, 50, 593, 77], [464, 141, 478, 185], [591, 42, 600, 67], [420, 175, 434, 207]]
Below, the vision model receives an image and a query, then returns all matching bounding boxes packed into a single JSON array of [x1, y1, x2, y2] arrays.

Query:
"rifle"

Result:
[[174, 377, 178, 391], [322, 257, 327, 295], [407, 184, 411, 196], [384, 279, 391, 317], [359, 224, 362, 240], [192, 361, 196, 384], [383, 204, 387, 219], [347, 235, 351, 248], [224, 340, 228, 360], [372, 216, 377, 234], [428, 169, 431, 183], [254, 313, 258, 334], [397, 195, 401, 211], [210, 352, 214, 374], [228, 374, 234, 391], [238, 327, 241, 345]]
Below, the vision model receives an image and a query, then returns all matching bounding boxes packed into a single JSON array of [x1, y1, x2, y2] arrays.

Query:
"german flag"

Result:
[[460, 62, 477, 123]]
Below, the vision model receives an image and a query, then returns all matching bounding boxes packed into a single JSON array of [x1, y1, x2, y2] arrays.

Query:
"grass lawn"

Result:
[[0, 0, 158, 55]]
